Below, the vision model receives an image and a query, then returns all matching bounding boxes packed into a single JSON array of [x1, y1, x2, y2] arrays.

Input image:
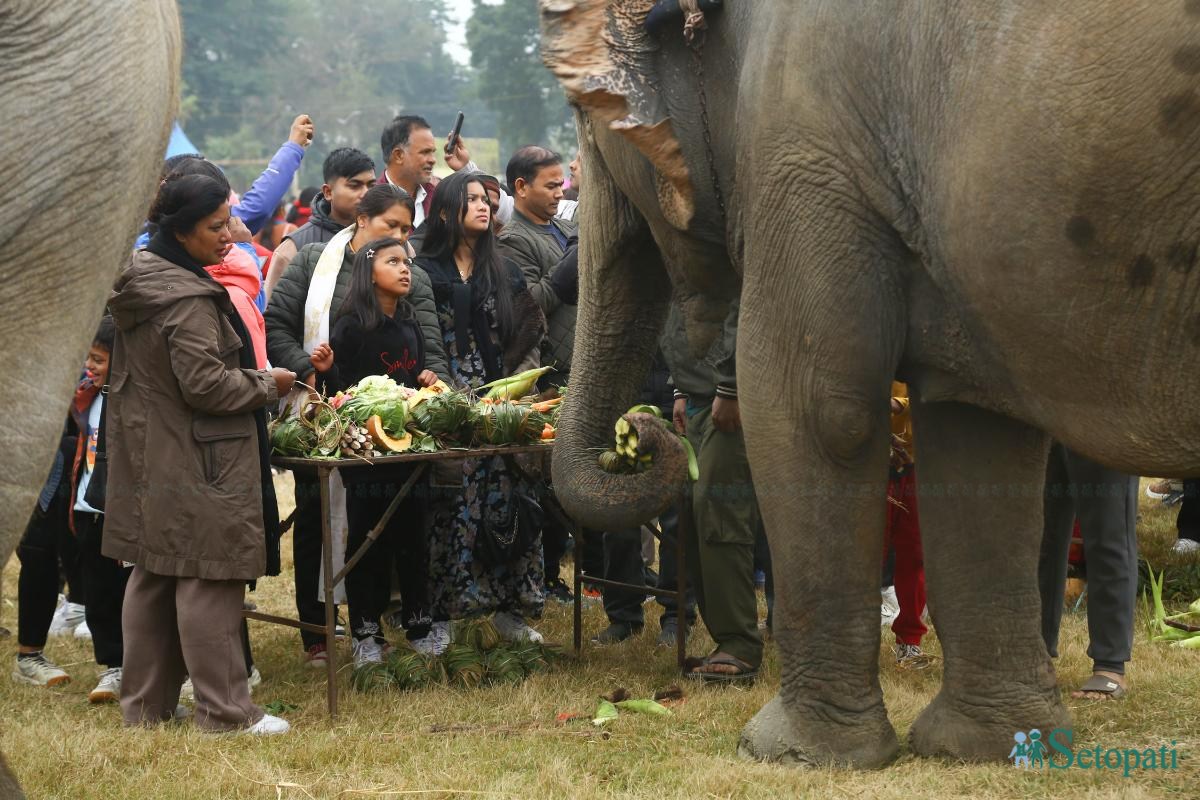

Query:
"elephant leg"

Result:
[[735, 221, 903, 768], [907, 402, 1069, 760]]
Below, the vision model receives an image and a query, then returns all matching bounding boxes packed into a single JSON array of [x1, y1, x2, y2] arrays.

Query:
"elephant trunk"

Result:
[[550, 235, 686, 532]]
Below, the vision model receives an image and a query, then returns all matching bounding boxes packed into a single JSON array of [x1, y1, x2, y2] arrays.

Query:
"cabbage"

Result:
[[350, 375, 413, 403]]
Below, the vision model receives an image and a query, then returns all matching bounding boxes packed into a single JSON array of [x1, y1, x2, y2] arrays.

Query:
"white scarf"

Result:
[[303, 224, 356, 352], [294, 224, 357, 605]]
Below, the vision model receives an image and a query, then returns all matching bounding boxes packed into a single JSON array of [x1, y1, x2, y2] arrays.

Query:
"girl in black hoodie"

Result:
[[310, 237, 436, 664]]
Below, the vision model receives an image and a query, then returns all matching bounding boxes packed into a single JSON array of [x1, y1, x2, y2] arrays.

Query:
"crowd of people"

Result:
[[7, 110, 1191, 735]]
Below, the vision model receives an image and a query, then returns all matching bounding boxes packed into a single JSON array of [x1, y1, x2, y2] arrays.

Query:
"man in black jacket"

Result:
[[264, 148, 376, 298]]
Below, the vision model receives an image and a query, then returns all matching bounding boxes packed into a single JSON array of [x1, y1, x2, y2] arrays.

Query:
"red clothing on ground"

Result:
[[205, 247, 268, 369], [885, 466, 927, 646]]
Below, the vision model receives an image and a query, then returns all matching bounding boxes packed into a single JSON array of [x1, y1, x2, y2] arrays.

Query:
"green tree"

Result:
[[178, 0, 294, 147], [465, 0, 574, 164], [176, 0, 480, 190]]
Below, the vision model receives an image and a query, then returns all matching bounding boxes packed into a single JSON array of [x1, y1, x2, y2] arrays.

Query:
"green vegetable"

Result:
[[592, 699, 619, 727], [615, 698, 672, 716]]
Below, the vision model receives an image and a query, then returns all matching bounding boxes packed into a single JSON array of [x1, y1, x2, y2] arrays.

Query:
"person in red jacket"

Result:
[[206, 217, 269, 369]]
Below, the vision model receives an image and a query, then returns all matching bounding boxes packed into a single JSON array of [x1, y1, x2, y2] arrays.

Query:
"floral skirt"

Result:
[[427, 455, 545, 621]]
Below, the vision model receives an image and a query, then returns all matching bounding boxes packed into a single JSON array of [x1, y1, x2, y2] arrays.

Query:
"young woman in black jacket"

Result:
[[310, 238, 436, 664], [410, 171, 546, 656]]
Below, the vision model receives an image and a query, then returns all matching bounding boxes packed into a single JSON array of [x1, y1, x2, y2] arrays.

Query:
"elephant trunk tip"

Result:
[[552, 412, 689, 532]]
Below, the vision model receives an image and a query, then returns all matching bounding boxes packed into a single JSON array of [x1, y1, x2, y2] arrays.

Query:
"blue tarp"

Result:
[[166, 122, 199, 157]]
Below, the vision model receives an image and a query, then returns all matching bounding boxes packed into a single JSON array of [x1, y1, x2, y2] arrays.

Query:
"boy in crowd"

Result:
[[265, 147, 376, 297], [13, 318, 123, 702]]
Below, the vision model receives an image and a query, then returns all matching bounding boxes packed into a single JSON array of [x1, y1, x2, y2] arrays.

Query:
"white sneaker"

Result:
[[493, 611, 544, 643], [880, 586, 900, 628], [12, 654, 70, 687], [179, 677, 195, 703], [48, 598, 85, 636], [247, 666, 262, 694], [410, 621, 451, 656], [1173, 538, 1200, 555], [243, 713, 289, 736], [74, 620, 92, 640], [88, 667, 122, 703], [352, 637, 384, 668]]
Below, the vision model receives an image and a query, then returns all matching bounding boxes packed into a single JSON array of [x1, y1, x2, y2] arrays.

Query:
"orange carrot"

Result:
[[531, 397, 562, 413]]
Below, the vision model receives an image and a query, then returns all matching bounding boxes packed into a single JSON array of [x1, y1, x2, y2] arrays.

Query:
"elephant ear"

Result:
[[540, 0, 695, 230]]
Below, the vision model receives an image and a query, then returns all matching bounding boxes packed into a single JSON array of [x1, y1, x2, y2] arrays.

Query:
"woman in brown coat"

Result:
[[106, 173, 296, 734]]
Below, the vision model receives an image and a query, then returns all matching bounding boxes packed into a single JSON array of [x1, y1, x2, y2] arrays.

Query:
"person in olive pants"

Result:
[[662, 297, 763, 680], [678, 394, 765, 678]]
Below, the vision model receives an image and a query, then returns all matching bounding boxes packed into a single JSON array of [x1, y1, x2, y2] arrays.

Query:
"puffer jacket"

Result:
[[104, 250, 279, 580], [206, 246, 267, 368], [280, 194, 342, 252], [264, 241, 450, 383]]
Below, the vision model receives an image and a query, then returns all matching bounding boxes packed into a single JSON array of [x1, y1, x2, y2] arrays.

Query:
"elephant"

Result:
[[1, 2, 181, 794], [541, 0, 1200, 768]]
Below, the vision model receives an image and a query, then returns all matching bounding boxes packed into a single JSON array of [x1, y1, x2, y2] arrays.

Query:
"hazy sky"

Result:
[[444, 0, 495, 66]]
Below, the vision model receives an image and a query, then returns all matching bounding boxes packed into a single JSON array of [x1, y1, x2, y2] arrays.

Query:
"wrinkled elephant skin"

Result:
[[543, 0, 1200, 767], [0, 2, 181, 794]]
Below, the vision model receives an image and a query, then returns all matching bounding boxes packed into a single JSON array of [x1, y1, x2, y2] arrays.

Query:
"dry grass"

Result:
[[1, 477, 1198, 798]]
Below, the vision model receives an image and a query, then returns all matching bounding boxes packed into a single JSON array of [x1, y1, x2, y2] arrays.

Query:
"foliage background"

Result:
[[177, 0, 574, 191]]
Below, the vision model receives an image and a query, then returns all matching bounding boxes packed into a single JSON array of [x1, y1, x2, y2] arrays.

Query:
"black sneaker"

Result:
[[656, 622, 690, 648], [545, 578, 574, 604], [591, 622, 643, 644]]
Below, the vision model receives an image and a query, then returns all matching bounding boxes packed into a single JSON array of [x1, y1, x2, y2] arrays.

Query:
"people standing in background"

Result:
[[412, 171, 546, 656], [266, 183, 448, 664], [1039, 445, 1139, 700], [309, 238, 438, 667], [662, 299, 765, 683], [885, 382, 930, 668], [499, 146, 577, 603], [10, 325, 117, 690], [64, 317, 135, 703], [266, 147, 376, 298]]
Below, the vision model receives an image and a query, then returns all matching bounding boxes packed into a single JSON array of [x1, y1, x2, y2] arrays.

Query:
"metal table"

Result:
[[257, 442, 687, 716]]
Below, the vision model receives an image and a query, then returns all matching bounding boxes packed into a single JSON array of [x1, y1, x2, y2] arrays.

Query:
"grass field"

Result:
[[1, 477, 1198, 799]]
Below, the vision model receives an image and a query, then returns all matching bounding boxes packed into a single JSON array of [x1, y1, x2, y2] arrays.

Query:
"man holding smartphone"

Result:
[[378, 114, 503, 229]]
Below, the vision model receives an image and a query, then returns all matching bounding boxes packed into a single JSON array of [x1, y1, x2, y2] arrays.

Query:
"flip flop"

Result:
[[1073, 674, 1126, 700], [687, 652, 759, 684]]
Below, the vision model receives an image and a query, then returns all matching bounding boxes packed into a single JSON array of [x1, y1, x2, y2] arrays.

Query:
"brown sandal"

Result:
[[1072, 673, 1126, 701], [687, 652, 759, 684]]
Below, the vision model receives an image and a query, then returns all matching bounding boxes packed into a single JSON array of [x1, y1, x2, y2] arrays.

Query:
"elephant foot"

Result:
[[738, 695, 900, 769], [909, 688, 1071, 762]]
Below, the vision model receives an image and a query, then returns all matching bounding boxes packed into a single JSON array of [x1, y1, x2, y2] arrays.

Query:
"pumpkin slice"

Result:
[[365, 414, 413, 452]]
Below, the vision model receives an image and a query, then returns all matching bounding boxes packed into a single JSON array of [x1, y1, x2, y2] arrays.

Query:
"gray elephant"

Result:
[[542, 0, 1200, 767], [1, 2, 180, 794]]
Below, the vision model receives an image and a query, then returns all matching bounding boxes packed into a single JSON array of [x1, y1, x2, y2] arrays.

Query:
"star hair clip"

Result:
[[365, 248, 376, 259]]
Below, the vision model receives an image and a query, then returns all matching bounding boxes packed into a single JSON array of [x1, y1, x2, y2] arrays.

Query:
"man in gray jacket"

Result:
[[499, 146, 578, 387], [499, 146, 578, 602]]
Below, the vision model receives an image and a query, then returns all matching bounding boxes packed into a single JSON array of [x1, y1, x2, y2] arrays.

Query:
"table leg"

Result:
[[573, 529, 584, 656], [675, 493, 688, 671], [319, 467, 338, 718]]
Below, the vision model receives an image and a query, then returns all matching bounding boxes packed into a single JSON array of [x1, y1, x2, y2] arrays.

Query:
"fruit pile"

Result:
[[597, 404, 698, 480], [350, 618, 564, 693], [269, 367, 561, 459]]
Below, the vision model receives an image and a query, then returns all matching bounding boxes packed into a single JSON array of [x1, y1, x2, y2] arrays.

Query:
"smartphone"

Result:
[[444, 112, 465, 156]]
